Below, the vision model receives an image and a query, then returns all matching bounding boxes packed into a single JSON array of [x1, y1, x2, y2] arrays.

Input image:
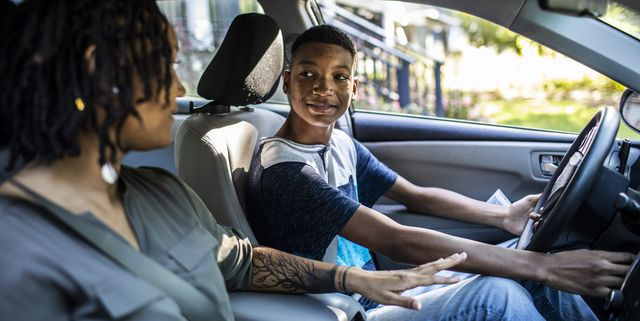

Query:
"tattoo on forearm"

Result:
[[250, 248, 338, 293]]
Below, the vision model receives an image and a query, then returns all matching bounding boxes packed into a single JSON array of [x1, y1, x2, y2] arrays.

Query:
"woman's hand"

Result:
[[502, 194, 540, 235], [344, 252, 467, 310]]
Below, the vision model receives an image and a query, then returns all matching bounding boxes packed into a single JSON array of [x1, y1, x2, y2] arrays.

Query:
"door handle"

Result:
[[540, 154, 560, 176]]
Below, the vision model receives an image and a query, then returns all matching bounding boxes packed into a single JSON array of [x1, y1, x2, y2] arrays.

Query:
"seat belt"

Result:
[[3, 179, 225, 321]]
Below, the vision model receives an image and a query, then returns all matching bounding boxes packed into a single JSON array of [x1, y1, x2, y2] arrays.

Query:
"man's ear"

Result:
[[84, 45, 97, 74], [352, 77, 359, 98], [283, 70, 291, 94]]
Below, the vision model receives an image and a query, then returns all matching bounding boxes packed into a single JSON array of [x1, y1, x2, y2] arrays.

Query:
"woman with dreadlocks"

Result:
[[0, 1, 466, 320]]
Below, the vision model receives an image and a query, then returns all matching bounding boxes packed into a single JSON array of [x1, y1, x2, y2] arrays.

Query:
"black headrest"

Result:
[[197, 13, 283, 106]]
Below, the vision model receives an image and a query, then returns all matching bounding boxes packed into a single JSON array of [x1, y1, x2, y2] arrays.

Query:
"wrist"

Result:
[[335, 266, 356, 292], [494, 205, 511, 230], [530, 251, 551, 283], [341, 266, 360, 293]]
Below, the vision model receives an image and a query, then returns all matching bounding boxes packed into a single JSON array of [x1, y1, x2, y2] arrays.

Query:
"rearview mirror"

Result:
[[620, 89, 640, 133], [539, 0, 608, 17]]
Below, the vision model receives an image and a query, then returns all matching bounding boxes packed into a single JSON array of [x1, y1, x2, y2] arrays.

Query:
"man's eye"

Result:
[[335, 74, 349, 81], [300, 71, 314, 77]]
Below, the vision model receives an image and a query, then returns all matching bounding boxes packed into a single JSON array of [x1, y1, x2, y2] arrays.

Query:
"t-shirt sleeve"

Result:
[[250, 162, 361, 260], [352, 138, 398, 207], [179, 179, 253, 291]]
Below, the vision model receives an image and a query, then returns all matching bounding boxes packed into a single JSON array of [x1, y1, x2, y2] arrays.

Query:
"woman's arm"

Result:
[[248, 246, 466, 310]]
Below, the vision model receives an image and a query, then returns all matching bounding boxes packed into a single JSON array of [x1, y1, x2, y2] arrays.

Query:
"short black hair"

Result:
[[290, 24, 356, 62], [0, 0, 173, 171]]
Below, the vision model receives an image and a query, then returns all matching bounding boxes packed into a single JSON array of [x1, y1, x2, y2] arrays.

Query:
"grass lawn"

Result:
[[477, 99, 640, 140]]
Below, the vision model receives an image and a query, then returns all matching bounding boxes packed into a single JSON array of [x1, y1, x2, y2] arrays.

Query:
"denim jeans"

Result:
[[366, 239, 597, 321]]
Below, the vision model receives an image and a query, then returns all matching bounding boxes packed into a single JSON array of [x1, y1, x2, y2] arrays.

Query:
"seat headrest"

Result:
[[197, 13, 283, 106]]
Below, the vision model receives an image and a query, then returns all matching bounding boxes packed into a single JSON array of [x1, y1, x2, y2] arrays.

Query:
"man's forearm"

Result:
[[389, 225, 546, 282], [248, 247, 350, 293], [410, 187, 506, 228]]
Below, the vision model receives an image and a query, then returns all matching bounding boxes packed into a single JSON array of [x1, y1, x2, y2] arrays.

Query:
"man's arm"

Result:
[[339, 205, 634, 297], [385, 176, 539, 235], [247, 246, 465, 310]]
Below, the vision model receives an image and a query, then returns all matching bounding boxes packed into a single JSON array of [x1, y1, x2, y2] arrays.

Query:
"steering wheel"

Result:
[[517, 107, 620, 252]]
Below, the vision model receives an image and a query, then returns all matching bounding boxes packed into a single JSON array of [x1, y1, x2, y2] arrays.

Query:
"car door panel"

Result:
[[366, 140, 570, 201]]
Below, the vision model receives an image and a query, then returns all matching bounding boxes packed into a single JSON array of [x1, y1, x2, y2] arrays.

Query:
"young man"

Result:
[[246, 25, 634, 320]]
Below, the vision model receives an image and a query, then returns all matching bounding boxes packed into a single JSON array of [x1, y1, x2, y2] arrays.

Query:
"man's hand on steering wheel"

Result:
[[540, 249, 635, 297], [502, 194, 540, 235]]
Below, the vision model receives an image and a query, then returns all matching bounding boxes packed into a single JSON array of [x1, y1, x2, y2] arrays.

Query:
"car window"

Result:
[[157, 0, 287, 104], [316, 1, 640, 139]]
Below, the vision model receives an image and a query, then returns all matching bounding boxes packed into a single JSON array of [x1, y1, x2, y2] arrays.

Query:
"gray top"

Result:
[[0, 166, 253, 320]]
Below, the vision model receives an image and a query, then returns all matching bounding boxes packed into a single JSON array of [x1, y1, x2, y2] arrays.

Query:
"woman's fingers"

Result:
[[382, 292, 422, 310], [416, 252, 467, 274], [423, 275, 461, 285]]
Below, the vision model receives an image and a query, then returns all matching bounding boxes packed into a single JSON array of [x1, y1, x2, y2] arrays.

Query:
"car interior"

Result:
[[121, 0, 640, 320], [0, 0, 637, 320]]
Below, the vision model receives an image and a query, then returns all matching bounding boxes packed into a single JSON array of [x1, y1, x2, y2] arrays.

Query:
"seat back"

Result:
[[175, 109, 284, 243], [174, 13, 284, 243]]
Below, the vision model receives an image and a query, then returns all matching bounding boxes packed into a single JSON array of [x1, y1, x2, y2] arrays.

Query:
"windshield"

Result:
[[600, 0, 640, 40]]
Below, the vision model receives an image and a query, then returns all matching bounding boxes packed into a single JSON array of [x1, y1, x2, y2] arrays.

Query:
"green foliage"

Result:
[[601, 3, 640, 39], [477, 98, 640, 139], [457, 13, 520, 54], [456, 12, 551, 55], [541, 76, 625, 105]]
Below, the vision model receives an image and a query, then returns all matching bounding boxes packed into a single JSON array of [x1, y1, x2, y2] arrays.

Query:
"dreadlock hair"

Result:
[[0, 0, 173, 171], [290, 24, 357, 63]]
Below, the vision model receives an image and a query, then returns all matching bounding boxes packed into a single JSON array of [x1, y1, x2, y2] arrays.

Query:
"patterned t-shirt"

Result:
[[246, 129, 397, 308]]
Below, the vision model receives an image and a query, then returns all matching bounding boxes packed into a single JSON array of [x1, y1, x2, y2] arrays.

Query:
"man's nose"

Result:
[[313, 76, 333, 95]]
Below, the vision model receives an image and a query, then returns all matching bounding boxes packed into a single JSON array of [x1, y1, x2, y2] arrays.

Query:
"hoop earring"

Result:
[[101, 162, 118, 185]]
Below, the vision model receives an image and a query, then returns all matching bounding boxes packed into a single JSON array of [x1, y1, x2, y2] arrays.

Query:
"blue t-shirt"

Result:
[[246, 129, 397, 308]]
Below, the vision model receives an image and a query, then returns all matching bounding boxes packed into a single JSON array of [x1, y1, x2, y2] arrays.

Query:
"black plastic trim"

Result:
[[353, 111, 577, 143]]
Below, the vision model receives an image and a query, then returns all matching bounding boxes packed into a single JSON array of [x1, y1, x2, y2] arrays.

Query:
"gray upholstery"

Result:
[[175, 108, 284, 244]]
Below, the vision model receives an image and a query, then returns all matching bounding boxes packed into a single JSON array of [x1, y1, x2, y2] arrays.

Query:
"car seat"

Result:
[[174, 13, 365, 321]]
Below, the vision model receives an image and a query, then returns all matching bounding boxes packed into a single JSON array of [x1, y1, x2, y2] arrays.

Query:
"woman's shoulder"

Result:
[[121, 165, 179, 183], [120, 166, 190, 197], [119, 166, 201, 220]]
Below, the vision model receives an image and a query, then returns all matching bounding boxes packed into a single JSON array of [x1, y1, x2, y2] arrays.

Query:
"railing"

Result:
[[320, 3, 444, 116]]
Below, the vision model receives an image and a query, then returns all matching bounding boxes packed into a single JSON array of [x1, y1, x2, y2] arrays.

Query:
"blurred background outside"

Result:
[[159, 0, 640, 137]]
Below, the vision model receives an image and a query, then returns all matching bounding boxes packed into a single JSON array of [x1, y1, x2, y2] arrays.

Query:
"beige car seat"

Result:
[[174, 13, 365, 321]]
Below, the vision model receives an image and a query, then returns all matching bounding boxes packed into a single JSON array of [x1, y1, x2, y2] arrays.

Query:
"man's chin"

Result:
[[306, 116, 340, 128]]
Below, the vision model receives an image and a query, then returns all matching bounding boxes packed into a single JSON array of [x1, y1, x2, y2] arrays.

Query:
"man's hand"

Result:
[[541, 249, 635, 297], [345, 253, 466, 310], [502, 194, 540, 235]]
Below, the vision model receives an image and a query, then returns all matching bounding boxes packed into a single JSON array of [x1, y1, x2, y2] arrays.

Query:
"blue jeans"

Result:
[[366, 239, 597, 321]]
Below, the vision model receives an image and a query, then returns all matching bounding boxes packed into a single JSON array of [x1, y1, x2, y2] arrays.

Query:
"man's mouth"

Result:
[[306, 102, 337, 113]]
